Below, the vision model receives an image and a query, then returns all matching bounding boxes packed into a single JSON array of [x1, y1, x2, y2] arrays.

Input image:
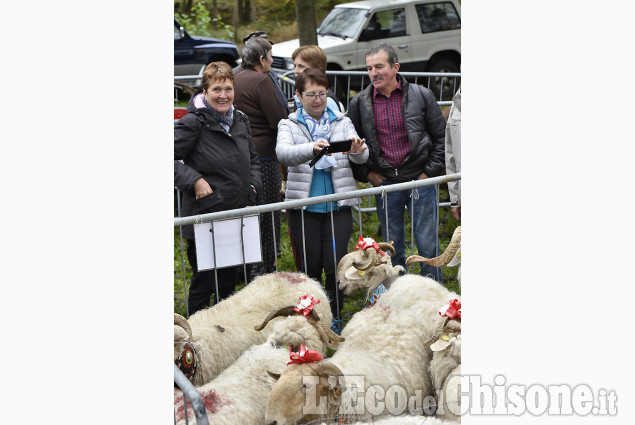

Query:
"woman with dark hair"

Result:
[[276, 68, 367, 333], [175, 62, 261, 315]]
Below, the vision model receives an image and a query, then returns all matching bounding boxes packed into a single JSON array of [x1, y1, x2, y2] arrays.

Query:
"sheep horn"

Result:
[[254, 306, 297, 331], [406, 226, 461, 267], [174, 313, 193, 341], [307, 317, 343, 350], [423, 316, 450, 346], [353, 247, 378, 271], [174, 82, 196, 95], [377, 242, 395, 255], [314, 315, 345, 343]]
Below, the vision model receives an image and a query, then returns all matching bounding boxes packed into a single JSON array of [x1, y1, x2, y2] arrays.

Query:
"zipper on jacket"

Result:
[[395, 168, 398, 176]]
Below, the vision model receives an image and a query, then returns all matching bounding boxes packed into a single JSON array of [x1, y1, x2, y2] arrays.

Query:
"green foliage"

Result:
[[212, 14, 234, 40], [175, 1, 233, 39], [176, 1, 212, 36]]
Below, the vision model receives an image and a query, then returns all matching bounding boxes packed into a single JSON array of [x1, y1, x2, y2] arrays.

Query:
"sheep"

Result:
[[174, 272, 341, 387], [425, 302, 462, 422], [265, 302, 434, 425], [372, 276, 462, 422], [175, 312, 331, 425], [336, 238, 405, 304]]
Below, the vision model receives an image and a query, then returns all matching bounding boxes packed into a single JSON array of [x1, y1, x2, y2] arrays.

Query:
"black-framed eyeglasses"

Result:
[[302, 91, 328, 99]]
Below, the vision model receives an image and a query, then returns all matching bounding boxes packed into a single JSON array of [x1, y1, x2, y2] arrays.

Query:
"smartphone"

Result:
[[325, 139, 353, 153]]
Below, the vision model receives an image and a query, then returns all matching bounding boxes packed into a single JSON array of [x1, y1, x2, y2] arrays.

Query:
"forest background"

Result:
[[174, 0, 358, 46]]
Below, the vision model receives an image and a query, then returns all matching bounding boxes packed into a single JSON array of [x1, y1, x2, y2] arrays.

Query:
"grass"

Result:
[[174, 185, 460, 325]]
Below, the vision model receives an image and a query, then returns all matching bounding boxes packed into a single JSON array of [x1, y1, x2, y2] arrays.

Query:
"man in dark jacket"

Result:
[[233, 37, 288, 278], [347, 44, 446, 282]]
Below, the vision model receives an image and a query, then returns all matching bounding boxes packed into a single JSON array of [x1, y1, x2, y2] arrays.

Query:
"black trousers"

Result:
[[287, 209, 352, 318], [186, 239, 240, 316], [249, 160, 282, 279]]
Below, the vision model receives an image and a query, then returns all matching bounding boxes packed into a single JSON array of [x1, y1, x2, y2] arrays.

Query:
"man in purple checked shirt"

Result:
[[347, 43, 446, 283]]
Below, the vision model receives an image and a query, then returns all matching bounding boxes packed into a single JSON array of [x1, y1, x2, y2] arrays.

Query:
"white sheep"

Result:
[[174, 272, 341, 387], [336, 238, 405, 299], [264, 274, 464, 424], [425, 303, 462, 422], [175, 313, 329, 425]]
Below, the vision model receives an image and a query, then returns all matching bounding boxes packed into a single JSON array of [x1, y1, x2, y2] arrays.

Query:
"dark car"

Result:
[[174, 19, 239, 87]]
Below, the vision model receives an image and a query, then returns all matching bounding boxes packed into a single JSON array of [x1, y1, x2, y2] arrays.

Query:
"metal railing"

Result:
[[174, 364, 210, 425], [175, 173, 460, 319], [176, 70, 460, 112]]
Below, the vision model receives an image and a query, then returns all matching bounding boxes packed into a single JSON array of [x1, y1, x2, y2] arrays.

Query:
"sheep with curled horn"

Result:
[[174, 272, 333, 387], [254, 303, 344, 350], [422, 299, 462, 422], [175, 309, 329, 425], [336, 237, 406, 297], [406, 226, 461, 286]]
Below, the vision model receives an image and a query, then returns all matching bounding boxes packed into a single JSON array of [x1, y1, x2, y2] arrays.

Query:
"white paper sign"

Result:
[[193, 215, 262, 270]]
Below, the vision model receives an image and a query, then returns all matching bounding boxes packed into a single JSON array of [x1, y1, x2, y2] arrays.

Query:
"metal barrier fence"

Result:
[[174, 364, 210, 425], [175, 70, 461, 112], [174, 173, 460, 316]]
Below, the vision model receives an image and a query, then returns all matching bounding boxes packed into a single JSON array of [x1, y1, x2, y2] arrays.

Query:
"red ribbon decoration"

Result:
[[354, 236, 385, 256], [287, 344, 323, 365], [439, 299, 461, 319], [293, 294, 320, 318]]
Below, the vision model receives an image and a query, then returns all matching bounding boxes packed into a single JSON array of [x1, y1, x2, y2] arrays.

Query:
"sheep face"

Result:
[[337, 240, 404, 295], [265, 362, 342, 425]]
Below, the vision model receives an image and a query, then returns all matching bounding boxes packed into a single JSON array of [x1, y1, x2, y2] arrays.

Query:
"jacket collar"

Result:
[[364, 73, 408, 98], [292, 106, 341, 126]]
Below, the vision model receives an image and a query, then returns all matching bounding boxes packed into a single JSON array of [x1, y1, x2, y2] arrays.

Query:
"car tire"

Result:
[[427, 59, 460, 100]]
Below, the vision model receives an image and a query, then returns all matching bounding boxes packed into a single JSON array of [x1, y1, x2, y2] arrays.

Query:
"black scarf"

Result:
[[202, 96, 233, 128]]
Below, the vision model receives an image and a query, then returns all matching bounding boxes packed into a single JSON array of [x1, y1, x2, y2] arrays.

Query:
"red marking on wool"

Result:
[[174, 388, 226, 422], [277, 272, 304, 284]]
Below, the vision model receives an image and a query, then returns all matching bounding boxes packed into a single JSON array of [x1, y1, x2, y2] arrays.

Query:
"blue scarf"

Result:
[[302, 109, 336, 170]]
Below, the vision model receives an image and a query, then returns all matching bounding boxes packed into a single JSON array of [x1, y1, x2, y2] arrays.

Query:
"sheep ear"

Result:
[[430, 338, 451, 352], [268, 371, 281, 380]]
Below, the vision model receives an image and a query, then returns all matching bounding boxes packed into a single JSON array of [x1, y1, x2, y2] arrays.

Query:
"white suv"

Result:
[[272, 0, 460, 98]]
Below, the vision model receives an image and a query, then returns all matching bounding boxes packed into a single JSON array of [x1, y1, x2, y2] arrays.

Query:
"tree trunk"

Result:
[[295, 0, 318, 46], [243, 0, 251, 24], [237, 0, 251, 24], [232, 0, 239, 44], [212, 0, 218, 20], [181, 0, 193, 15]]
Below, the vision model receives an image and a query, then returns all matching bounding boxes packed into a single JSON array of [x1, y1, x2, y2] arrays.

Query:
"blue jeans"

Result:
[[374, 180, 443, 283]]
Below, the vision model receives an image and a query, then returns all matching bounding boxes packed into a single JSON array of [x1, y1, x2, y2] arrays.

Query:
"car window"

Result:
[[318, 8, 367, 39], [416, 2, 461, 33], [361, 8, 407, 42], [174, 24, 182, 40]]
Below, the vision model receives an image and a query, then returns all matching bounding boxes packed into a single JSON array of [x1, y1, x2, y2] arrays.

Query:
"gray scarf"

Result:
[[202, 96, 233, 128]]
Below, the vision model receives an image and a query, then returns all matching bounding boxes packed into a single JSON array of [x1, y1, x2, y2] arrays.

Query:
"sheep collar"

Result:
[[354, 236, 385, 255], [176, 341, 197, 380]]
